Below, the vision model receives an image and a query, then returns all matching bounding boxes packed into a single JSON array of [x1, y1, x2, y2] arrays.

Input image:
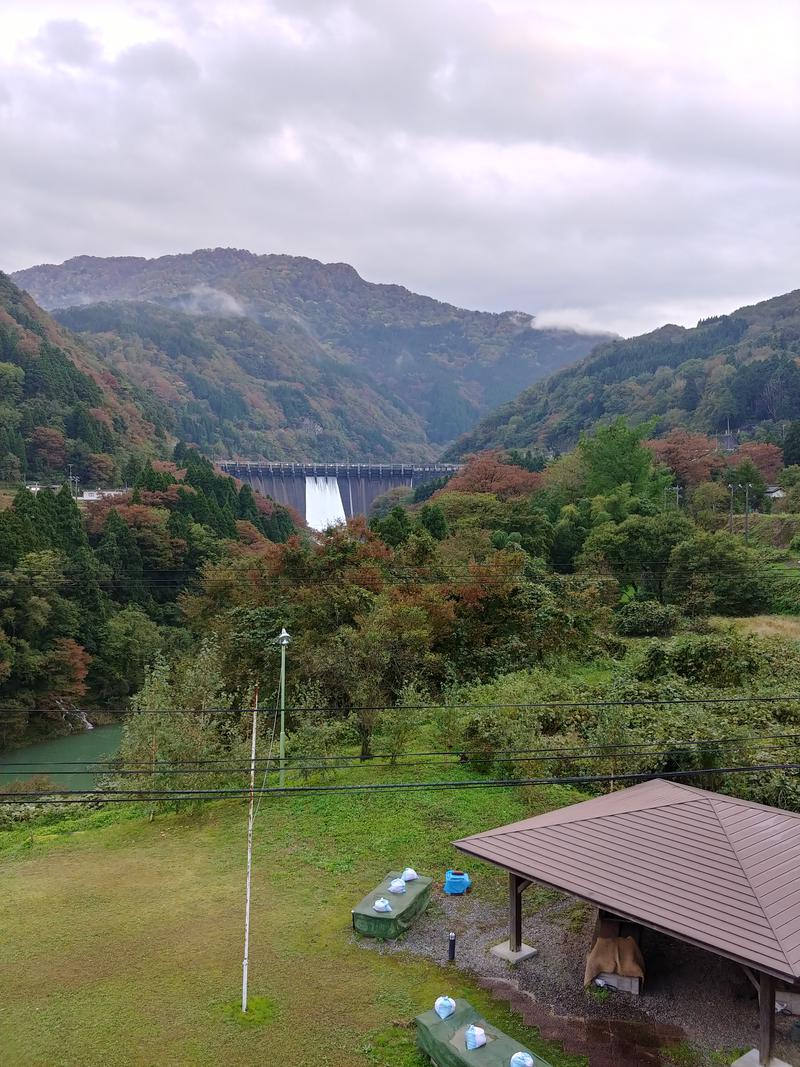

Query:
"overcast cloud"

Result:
[[1, 0, 798, 335]]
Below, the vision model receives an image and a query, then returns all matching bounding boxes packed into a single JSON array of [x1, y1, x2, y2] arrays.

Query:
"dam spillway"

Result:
[[305, 476, 348, 530], [218, 462, 461, 529]]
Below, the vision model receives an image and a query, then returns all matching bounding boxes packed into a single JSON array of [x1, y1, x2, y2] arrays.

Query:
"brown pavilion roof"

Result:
[[454, 779, 800, 981]]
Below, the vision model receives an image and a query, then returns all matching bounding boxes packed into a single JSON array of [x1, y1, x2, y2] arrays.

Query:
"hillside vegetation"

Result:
[[0, 448, 294, 747], [0, 273, 159, 486], [12, 249, 609, 460], [103, 422, 800, 813], [445, 289, 800, 457]]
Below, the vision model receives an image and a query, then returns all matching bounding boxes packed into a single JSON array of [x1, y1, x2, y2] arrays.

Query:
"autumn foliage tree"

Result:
[[730, 442, 783, 483], [29, 426, 67, 469], [646, 430, 723, 488], [443, 451, 543, 499]]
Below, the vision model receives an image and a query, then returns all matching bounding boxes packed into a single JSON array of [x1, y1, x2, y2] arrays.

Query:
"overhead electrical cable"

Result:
[[2, 761, 799, 804]]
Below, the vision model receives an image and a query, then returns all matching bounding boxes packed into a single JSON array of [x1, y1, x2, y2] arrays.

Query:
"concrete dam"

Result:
[[219, 462, 461, 529]]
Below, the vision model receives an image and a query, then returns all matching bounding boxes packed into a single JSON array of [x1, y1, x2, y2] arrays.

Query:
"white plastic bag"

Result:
[[434, 996, 456, 1020], [465, 1024, 486, 1050], [372, 897, 392, 913], [510, 1054, 535, 1067], [402, 867, 419, 881], [389, 877, 407, 894]]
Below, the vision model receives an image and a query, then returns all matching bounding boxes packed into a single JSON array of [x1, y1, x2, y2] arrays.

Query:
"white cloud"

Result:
[[1, 0, 798, 336]]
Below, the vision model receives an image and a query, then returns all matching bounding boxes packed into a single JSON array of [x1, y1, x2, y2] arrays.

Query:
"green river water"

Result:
[[0, 724, 124, 790]]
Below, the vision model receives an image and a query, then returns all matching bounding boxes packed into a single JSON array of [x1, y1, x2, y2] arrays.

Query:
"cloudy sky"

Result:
[[2, 0, 798, 335]]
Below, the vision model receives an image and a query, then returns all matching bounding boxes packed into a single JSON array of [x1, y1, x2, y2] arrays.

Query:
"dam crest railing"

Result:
[[218, 461, 462, 478]]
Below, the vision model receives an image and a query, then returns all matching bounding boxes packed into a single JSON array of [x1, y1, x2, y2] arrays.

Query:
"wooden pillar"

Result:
[[759, 971, 775, 1066], [509, 873, 523, 953]]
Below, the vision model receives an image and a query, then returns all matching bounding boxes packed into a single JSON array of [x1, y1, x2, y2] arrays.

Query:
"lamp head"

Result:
[[277, 627, 291, 646]]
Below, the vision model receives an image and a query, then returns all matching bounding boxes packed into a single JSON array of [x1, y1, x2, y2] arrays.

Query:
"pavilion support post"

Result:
[[758, 971, 775, 1066], [489, 873, 538, 964], [509, 873, 522, 953]]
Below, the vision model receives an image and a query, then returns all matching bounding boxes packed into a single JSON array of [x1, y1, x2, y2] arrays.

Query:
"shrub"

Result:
[[665, 532, 768, 616], [631, 633, 759, 687], [615, 601, 680, 637], [286, 709, 347, 780]]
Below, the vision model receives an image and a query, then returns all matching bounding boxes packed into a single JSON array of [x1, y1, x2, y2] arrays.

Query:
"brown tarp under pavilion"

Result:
[[454, 779, 800, 1065]]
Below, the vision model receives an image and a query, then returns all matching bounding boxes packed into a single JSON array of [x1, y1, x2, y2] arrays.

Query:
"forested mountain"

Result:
[[0, 273, 160, 485], [12, 249, 609, 460], [0, 448, 295, 747], [444, 289, 800, 458]]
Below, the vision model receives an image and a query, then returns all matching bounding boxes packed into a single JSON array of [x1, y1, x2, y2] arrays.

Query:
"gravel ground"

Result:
[[355, 886, 799, 1062]]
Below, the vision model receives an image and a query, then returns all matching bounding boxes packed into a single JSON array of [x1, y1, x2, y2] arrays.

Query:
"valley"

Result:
[[12, 250, 609, 461]]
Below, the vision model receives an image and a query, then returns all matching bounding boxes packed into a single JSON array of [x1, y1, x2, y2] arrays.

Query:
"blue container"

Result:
[[444, 869, 471, 895]]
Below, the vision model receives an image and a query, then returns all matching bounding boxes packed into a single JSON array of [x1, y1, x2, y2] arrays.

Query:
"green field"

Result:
[[0, 775, 587, 1067]]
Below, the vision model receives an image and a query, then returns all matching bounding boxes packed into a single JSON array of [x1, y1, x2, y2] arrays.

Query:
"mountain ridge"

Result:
[[443, 287, 800, 459], [12, 249, 612, 461]]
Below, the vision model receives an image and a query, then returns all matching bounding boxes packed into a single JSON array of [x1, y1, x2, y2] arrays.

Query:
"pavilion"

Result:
[[455, 779, 800, 1066]]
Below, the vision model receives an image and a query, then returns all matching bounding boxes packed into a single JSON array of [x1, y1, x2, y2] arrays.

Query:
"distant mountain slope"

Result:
[[0, 273, 159, 484], [12, 249, 610, 460], [443, 289, 800, 458]]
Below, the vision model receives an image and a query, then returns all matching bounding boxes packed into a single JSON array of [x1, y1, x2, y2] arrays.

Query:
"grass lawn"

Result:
[[0, 773, 588, 1067]]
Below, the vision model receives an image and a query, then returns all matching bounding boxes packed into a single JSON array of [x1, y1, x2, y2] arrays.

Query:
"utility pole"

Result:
[[744, 483, 752, 545], [278, 628, 291, 788], [727, 483, 736, 534], [241, 684, 259, 1014]]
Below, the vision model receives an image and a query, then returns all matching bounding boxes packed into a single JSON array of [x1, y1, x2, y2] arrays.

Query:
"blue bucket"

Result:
[[444, 869, 471, 895]]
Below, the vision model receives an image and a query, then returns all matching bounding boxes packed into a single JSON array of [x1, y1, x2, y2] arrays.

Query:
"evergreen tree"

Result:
[[418, 503, 448, 541], [122, 455, 143, 487], [679, 376, 702, 411], [135, 460, 175, 492], [50, 484, 89, 556], [96, 509, 146, 604], [237, 484, 260, 524], [784, 421, 800, 467], [372, 505, 411, 546]]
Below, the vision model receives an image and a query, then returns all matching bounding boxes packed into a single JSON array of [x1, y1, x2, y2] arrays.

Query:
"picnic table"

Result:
[[351, 871, 433, 939], [415, 999, 552, 1067]]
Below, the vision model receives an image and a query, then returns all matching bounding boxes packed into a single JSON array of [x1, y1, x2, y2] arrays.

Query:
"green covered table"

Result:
[[415, 999, 552, 1067], [351, 871, 433, 939]]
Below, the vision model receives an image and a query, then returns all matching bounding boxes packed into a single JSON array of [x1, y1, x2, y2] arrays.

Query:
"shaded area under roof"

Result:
[[454, 779, 800, 983]]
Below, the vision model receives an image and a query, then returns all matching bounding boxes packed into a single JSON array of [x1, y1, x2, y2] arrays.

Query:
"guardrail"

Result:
[[218, 462, 462, 477]]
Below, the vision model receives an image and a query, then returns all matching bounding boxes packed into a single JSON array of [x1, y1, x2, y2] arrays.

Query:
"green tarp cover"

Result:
[[415, 999, 552, 1067], [351, 871, 433, 939]]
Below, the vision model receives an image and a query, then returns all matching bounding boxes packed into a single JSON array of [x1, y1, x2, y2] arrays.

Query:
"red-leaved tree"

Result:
[[645, 431, 723, 488], [443, 451, 543, 500], [731, 442, 783, 482]]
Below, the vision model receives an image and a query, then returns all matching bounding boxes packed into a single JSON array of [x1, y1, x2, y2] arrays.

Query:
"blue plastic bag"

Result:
[[510, 1054, 534, 1067], [465, 1024, 486, 1050], [434, 996, 456, 1019]]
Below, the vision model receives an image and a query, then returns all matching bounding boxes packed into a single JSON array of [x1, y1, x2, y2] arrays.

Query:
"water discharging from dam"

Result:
[[305, 476, 347, 530]]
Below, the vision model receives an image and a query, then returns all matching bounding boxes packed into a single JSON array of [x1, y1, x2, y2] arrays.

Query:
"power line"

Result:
[[2, 694, 800, 717], [4, 735, 800, 776], [3, 761, 798, 804], [4, 728, 800, 767]]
